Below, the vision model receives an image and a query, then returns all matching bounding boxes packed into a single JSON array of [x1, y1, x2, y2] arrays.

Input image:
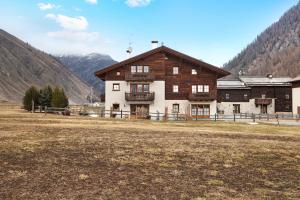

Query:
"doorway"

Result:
[[130, 104, 150, 119], [261, 105, 268, 114]]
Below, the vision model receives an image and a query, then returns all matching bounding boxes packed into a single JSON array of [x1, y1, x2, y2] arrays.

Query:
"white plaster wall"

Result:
[[248, 99, 275, 114], [217, 102, 251, 115], [149, 81, 165, 114], [292, 87, 300, 114]]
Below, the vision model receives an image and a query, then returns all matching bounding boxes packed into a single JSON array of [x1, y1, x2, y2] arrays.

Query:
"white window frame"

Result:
[[144, 66, 149, 73], [172, 104, 180, 113], [191, 69, 197, 75], [197, 85, 203, 93], [204, 85, 209, 93], [173, 67, 179, 75], [192, 85, 197, 94], [131, 66, 136, 73], [113, 83, 120, 91], [226, 93, 230, 100], [137, 66, 143, 73], [173, 85, 179, 93]]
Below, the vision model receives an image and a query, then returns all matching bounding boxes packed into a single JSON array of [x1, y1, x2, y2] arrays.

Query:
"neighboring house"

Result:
[[217, 75, 293, 115], [290, 76, 300, 115], [95, 45, 230, 119]]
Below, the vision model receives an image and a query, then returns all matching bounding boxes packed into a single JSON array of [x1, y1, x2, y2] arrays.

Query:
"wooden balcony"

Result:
[[125, 92, 155, 101], [188, 92, 216, 101], [255, 98, 272, 105], [125, 72, 155, 82]]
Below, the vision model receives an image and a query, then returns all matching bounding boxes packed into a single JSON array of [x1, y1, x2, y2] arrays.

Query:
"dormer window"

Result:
[[192, 69, 197, 75], [173, 67, 179, 75]]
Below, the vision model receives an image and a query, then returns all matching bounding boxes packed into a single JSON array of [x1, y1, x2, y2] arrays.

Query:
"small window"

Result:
[[285, 94, 290, 100], [262, 94, 266, 99], [244, 93, 248, 100], [144, 84, 150, 92], [192, 85, 197, 94], [113, 83, 120, 91], [173, 104, 179, 113], [173, 85, 179, 93], [112, 104, 120, 111], [144, 66, 149, 73], [192, 69, 197, 75], [226, 93, 230, 100], [204, 85, 209, 93], [137, 66, 143, 73], [197, 85, 203, 93], [233, 104, 241, 114], [116, 72, 120, 76], [173, 67, 179, 75], [131, 66, 136, 73]]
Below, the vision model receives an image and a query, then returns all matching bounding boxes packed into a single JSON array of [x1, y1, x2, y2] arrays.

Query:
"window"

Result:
[[192, 69, 197, 75], [137, 66, 143, 73], [233, 104, 241, 114], [192, 85, 197, 94], [173, 67, 179, 75], [197, 85, 203, 93], [112, 104, 120, 111], [113, 83, 120, 91], [244, 93, 248, 100], [191, 105, 210, 116], [131, 66, 136, 73], [144, 66, 149, 73], [204, 85, 209, 93], [130, 84, 150, 93], [262, 94, 266, 99], [285, 94, 290, 100], [226, 93, 230, 100], [173, 104, 179, 113], [116, 72, 120, 76], [173, 85, 179, 93]]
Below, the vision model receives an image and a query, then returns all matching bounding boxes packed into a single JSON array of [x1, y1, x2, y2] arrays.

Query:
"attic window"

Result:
[[173, 67, 179, 75], [226, 93, 230, 100], [131, 66, 136, 73], [192, 69, 197, 75], [285, 94, 290, 100]]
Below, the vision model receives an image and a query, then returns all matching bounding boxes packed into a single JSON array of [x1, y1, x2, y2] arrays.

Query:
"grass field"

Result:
[[0, 106, 300, 200]]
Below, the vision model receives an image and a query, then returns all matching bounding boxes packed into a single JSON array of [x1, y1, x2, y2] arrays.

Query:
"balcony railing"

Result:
[[188, 92, 216, 101], [255, 98, 272, 105], [125, 92, 155, 101], [125, 72, 155, 82]]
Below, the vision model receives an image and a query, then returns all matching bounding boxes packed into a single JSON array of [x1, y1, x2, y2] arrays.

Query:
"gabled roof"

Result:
[[290, 76, 300, 83], [95, 46, 230, 79], [239, 76, 292, 86]]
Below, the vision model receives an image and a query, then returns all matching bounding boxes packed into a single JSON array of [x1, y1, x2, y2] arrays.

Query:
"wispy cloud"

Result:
[[126, 0, 152, 8], [85, 0, 98, 5], [46, 14, 88, 31], [38, 3, 61, 10]]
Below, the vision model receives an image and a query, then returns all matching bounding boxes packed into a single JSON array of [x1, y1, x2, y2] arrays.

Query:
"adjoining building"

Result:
[[290, 76, 300, 115], [217, 75, 293, 115], [95, 45, 230, 119]]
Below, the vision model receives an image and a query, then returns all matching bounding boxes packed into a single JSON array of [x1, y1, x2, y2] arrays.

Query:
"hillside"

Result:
[[0, 29, 90, 104], [224, 2, 300, 78], [56, 54, 116, 93]]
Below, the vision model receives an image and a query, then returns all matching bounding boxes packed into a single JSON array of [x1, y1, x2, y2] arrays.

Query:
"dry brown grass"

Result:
[[0, 105, 300, 200]]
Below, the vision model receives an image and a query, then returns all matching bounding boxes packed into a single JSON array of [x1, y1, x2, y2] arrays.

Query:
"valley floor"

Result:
[[0, 106, 299, 199]]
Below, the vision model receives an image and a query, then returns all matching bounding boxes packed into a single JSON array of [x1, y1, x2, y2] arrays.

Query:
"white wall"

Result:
[[217, 102, 251, 115], [292, 87, 300, 114]]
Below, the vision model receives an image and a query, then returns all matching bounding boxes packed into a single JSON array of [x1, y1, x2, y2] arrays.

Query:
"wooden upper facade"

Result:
[[95, 46, 230, 101]]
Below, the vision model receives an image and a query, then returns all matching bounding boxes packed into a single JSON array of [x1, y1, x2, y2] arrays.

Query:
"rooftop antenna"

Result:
[[126, 35, 133, 58]]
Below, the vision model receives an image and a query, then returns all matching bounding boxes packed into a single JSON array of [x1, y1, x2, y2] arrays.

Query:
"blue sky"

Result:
[[0, 0, 298, 66]]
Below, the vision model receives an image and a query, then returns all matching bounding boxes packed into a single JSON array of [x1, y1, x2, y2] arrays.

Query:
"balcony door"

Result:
[[130, 84, 149, 93]]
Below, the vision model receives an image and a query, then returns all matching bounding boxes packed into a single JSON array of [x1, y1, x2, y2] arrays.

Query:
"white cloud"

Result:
[[38, 3, 60, 10], [46, 14, 88, 31], [85, 0, 98, 5], [126, 0, 152, 7]]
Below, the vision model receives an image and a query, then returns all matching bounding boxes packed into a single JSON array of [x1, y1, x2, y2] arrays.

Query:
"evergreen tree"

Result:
[[51, 86, 69, 108], [39, 85, 53, 108], [23, 86, 40, 111]]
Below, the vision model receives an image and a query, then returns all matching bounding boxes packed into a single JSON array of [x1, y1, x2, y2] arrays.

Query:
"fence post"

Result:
[[267, 114, 269, 121], [45, 106, 47, 115], [214, 113, 217, 122], [276, 114, 279, 126], [31, 100, 34, 113], [253, 114, 256, 123], [121, 109, 123, 119], [234, 113, 236, 122]]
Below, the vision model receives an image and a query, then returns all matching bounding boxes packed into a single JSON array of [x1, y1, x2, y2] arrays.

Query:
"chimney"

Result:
[[151, 41, 159, 49], [266, 74, 273, 79]]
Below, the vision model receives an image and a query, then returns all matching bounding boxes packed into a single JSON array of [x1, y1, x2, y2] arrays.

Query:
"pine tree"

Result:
[[51, 87, 69, 108], [23, 86, 40, 111], [39, 85, 53, 108]]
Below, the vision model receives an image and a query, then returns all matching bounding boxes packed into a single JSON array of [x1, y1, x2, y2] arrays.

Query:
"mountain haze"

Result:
[[0, 29, 90, 104], [56, 54, 117, 93], [224, 1, 300, 78]]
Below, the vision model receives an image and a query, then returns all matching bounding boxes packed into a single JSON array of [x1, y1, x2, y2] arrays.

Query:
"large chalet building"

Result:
[[95, 45, 230, 119], [217, 75, 293, 115]]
